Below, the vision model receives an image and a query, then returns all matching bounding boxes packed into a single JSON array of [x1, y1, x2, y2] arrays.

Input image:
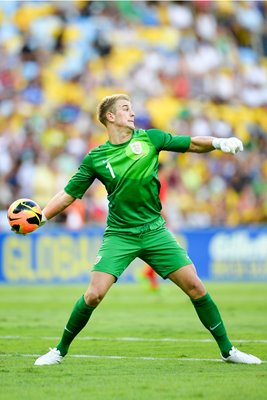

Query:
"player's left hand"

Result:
[[212, 137, 244, 154]]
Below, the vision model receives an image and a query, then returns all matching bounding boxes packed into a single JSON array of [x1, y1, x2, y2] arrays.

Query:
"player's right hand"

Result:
[[40, 211, 47, 226], [10, 227, 26, 236]]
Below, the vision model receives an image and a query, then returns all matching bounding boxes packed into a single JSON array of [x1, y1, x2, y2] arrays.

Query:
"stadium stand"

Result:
[[0, 0, 266, 230]]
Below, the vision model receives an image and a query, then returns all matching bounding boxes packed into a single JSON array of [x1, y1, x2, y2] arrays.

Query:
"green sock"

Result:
[[191, 293, 232, 357], [56, 295, 96, 356]]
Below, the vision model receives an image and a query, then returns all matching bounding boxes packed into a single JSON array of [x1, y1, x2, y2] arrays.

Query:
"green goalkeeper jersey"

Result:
[[64, 128, 190, 233]]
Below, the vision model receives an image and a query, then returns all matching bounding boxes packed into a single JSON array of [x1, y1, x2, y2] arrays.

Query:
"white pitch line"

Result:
[[0, 353, 266, 363], [79, 337, 267, 344], [0, 353, 233, 363], [0, 336, 267, 343]]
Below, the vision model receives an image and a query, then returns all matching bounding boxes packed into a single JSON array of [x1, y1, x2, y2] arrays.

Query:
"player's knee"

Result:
[[187, 281, 206, 299], [84, 288, 104, 306]]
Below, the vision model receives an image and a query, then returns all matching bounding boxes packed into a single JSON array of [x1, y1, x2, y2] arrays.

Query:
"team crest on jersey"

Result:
[[126, 139, 149, 160], [130, 141, 143, 155]]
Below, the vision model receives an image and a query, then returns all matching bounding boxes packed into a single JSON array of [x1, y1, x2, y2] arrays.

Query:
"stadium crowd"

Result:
[[0, 0, 267, 231]]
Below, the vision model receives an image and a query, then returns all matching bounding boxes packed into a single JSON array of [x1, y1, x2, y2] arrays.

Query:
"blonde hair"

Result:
[[97, 94, 130, 126]]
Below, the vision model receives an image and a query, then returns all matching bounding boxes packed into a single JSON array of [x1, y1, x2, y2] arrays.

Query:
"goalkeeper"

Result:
[[33, 94, 261, 366]]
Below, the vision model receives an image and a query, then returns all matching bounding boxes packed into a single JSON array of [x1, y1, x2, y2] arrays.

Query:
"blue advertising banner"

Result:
[[183, 227, 267, 281], [0, 226, 267, 283]]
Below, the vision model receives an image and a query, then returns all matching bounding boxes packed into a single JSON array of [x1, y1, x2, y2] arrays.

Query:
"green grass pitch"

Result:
[[0, 282, 266, 400]]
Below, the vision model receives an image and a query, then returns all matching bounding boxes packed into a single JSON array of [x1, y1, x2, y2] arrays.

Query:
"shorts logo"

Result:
[[94, 255, 102, 265]]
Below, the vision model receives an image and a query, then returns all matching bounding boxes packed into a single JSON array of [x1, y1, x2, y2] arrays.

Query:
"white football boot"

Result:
[[34, 348, 64, 366], [221, 347, 261, 364]]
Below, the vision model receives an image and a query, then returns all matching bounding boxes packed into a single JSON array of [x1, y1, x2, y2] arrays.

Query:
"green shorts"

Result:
[[92, 226, 192, 279]]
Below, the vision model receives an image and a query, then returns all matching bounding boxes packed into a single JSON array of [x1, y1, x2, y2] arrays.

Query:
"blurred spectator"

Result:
[[0, 0, 266, 231]]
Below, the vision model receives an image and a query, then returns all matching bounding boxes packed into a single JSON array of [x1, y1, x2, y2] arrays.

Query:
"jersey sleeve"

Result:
[[147, 129, 191, 153], [64, 153, 96, 199]]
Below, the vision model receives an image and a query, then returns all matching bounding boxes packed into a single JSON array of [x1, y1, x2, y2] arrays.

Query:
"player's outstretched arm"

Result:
[[41, 190, 75, 223], [188, 136, 243, 154]]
